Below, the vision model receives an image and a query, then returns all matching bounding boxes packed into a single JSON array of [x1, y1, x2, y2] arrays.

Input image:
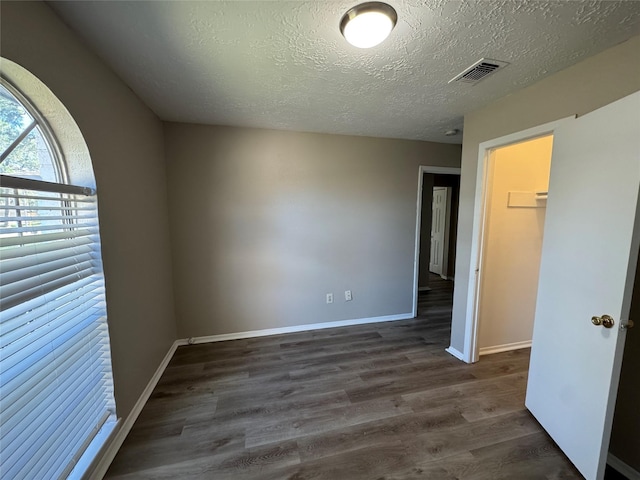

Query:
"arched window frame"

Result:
[[0, 77, 68, 184]]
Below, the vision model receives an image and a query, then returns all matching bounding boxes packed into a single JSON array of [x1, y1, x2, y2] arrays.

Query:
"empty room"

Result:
[[1, 2, 639, 480]]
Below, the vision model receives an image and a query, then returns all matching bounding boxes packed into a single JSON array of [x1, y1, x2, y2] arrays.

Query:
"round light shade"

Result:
[[340, 2, 397, 49]]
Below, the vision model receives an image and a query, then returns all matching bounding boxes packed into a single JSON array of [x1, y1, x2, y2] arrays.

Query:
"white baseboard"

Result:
[[87, 312, 416, 477], [87, 340, 180, 480], [479, 340, 532, 356], [608, 453, 640, 480], [184, 313, 415, 345], [445, 346, 466, 362]]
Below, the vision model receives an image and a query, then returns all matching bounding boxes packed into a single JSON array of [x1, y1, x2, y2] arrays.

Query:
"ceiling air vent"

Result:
[[449, 58, 509, 85]]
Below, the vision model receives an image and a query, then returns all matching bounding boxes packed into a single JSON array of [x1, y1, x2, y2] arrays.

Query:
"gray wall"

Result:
[[1, 1, 177, 418], [450, 34, 640, 355], [164, 123, 461, 338]]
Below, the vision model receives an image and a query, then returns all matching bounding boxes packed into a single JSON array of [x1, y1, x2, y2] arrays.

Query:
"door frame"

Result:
[[412, 166, 461, 318], [461, 117, 575, 363]]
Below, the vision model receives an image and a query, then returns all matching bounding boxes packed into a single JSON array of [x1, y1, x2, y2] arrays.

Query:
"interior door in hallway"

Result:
[[525, 91, 640, 480], [429, 186, 449, 277]]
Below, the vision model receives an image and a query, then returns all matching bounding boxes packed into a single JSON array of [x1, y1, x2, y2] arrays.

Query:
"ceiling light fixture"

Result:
[[340, 2, 397, 49]]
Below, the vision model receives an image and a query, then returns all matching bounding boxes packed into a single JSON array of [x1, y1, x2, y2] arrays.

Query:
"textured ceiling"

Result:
[[49, 1, 640, 144]]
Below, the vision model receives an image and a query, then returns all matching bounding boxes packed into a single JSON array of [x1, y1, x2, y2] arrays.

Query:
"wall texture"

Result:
[[450, 34, 640, 356], [477, 136, 552, 351], [164, 123, 461, 338], [1, 1, 177, 418]]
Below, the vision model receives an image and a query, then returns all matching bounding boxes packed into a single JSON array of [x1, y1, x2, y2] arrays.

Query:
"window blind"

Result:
[[0, 177, 116, 480]]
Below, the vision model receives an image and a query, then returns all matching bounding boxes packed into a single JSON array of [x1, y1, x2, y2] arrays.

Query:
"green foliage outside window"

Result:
[[0, 85, 41, 177]]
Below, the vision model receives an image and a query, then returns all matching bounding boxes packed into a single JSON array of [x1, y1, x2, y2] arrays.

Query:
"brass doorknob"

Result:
[[592, 315, 615, 328]]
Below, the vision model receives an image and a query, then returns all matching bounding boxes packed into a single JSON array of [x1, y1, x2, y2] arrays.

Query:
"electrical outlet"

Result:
[[345, 290, 352, 301], [326, 293, 333, 304]]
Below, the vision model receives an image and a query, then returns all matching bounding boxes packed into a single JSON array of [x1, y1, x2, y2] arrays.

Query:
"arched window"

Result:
[[0, 81, 64, 183], [0, 75, 116, 479]]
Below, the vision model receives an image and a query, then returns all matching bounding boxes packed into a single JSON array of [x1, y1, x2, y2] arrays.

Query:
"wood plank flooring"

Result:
[[105, 275, 582, 479]]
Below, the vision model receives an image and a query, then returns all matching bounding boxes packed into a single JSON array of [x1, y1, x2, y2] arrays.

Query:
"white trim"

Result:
[[608, 453, 640, 480], [72, 419, 118, 480], [86, 340, 180, 480], [416, 166, 463, 175], [86, 312, 417, 477], [413, 166, 461, 318], [462, 117, 576, 364], [184, 313, 415, 345], [442, 187, 452, 279], [479, 340, 532, 356], [445, 346, 466, 361]]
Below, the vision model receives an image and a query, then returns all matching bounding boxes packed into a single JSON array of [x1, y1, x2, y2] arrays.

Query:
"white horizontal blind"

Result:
[[0, 181, 116, 480]]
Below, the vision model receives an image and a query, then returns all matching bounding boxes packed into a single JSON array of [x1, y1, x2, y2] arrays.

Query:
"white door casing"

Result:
[[525, 91, 640, 480]]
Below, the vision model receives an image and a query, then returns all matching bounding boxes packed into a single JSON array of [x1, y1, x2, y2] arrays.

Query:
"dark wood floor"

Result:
[[105, 275, 582, 479]]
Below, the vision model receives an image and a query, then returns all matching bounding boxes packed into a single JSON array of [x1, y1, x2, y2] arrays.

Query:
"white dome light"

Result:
[[340, 3, 397, 49]]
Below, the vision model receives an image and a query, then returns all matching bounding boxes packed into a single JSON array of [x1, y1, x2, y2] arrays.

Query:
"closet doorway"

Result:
[[475, 135, 553, 356]]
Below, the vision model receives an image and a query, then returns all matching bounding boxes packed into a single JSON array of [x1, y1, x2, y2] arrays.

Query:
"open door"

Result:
[[526, 91, 640, 480], [429, 187, 450, 276]]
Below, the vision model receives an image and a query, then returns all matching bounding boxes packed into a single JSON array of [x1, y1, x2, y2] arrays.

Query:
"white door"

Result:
[[429, 187, 449, 276], [526, 91, 640, 480]]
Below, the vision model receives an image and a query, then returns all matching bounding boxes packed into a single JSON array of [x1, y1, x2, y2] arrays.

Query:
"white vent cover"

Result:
[[449, 58, 510, 85]]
